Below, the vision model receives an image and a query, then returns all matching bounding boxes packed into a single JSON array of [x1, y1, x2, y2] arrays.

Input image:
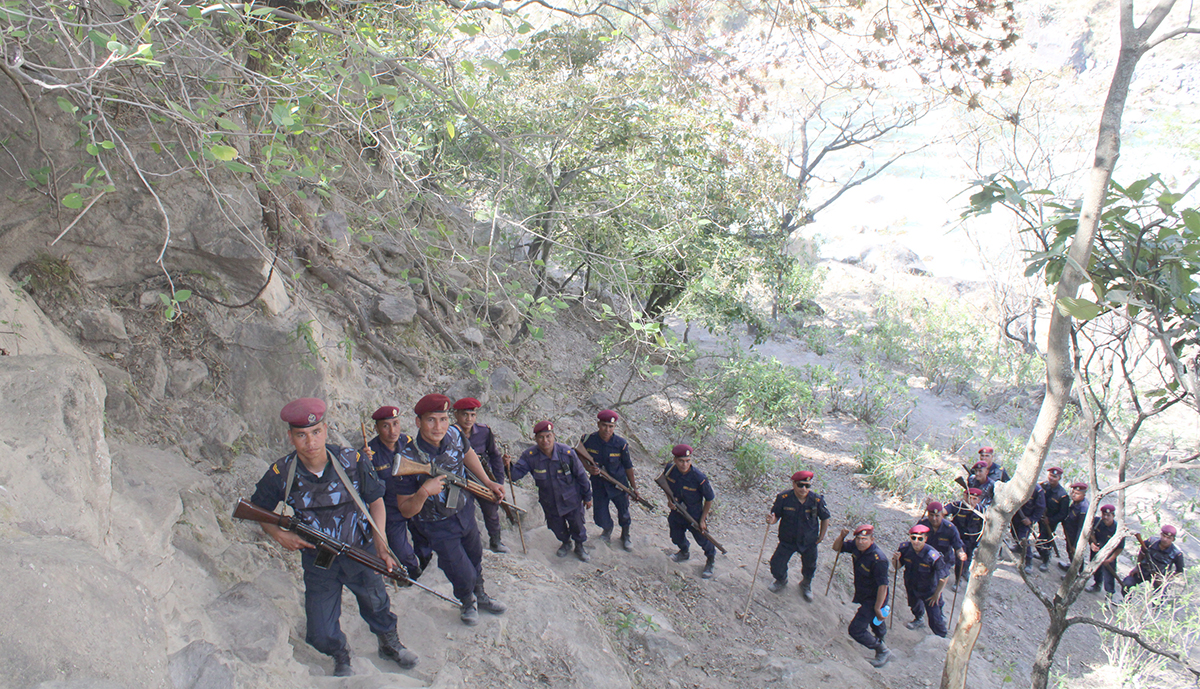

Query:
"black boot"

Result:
[[377, 630, 418, 669], [333, 647, 353, 677], [575, 540, 591, 562], [620, 526, 632, 552], [460, 597, 479, 626], [556, 541, 572, 557], [800, 578, 813, 602], [868, 642, 893, 668], [701, 554, 715, 579], [475, 582, 507, 615], [489, 535, 510, 554], [670, 549, 690, 563], [600, 528, 612, 543], [768, 578, 788, 593]]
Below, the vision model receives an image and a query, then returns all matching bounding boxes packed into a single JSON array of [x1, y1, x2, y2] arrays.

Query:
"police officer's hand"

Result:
[[503, 453, 512, 469], [927, 593, 941, 607], [378, 548, 398, 573], [273, 530, 315, 551], [699, 516, 708, 532], [1022, 517, 1031, 526], [586, 464, 600, 476], [584, 500, 593, 509], [839, 528, 850, 539], [1090, 542, 1100, 553], [489, 481, 506, 501], [423, 475, 447, 498], [766, 513, 778, 525], [892, 552, 901, 568]]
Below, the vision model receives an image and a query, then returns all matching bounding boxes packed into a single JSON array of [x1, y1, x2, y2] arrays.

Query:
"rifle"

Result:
[[232, 499, 459, 605], [1040, 517, 1061, 558], [654, 471, 726, 554], [576, 444, 656, 513], [393, 456, 527, 515], [477, 454, 520, 525]]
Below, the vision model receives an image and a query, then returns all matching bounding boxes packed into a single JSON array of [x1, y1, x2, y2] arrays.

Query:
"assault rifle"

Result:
[[232, 499, 459, 605], [575, 444, 656, 513], [478, 456, 520, 525], [393, 456, 526, 515], [654, 471, 727, 554]]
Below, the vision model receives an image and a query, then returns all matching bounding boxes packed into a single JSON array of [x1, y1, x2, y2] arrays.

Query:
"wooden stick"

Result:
[[739, 523, 772, 621], [825, 549, 842, 595], [889, 565, 898, 631], [505, 454, 528, 555]]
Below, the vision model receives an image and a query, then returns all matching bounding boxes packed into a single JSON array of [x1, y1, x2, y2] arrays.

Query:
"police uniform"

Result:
[[847, 532, 890, 659], [581, 428, 634, 535], [368, 433, 423, 575], [946, 497, 983, 582], [461, 420, 507, 548], [1012, 483, 1046, 570], [1060, 489, 1089, 563], [967, 469, 995, 509], [1038, 473, 1070, 566], [1087, 508, 1125, 595], [768, 483, 830, 590], [896, 535, 951, 637], [662, 460, 716, 560], [1122, 532, 1185, 590], [509, 439, 592, 547], [917, 512, 964, 564]]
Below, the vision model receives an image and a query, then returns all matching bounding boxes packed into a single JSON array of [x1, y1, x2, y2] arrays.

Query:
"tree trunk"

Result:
[[940, 0, 1178, 686], [1031, 604, 1072, 689]]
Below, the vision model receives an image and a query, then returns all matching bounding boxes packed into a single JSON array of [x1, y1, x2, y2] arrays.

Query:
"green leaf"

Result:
[[158, 293, 171, 306], [517, 22, 533, 34], [223, 160, 254, 173], [1056, 296, 1103, 321], [456, 23, 481, 36], [502, 48, 522, 61], [460, 60, 475, 76], [209, 145, 238, 161], [215, 116, 240, 131], [174, 289, 192, 302], [1182, 209, 1200, 232], [187, 5, 202, 19], [662, 16, 680, 30], [86, 143, 99, 156], [56, 97, 77, 114], [446, 121, 455, 139], [464, 92, 476, 109], [100, 140, 115, 149], [478, 58, 508, 79], [61, 193, 85, 209], [1124, 177, 1153, 201]]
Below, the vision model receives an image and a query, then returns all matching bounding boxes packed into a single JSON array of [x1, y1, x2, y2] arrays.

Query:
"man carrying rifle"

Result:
[[1012, 480, 1046, 574], [394, 394, 507, 626], [1122, 525, 1184, 592], [946, 488, 984, 591], [766, 470, 830, 601], [659, 444, 717, 579], [576, 410, 639, 551], [368, 405, 425, 579], [967, 461, 995, 509], [507, 420, 593, 561], [1037, 467, 1070, 573], [453, 397, 510, 554], [1085, 504, 1125, 602], [249, 398, 418, 677]]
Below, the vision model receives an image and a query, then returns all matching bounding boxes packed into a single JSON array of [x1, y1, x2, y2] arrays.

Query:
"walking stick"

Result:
[[825, 549, 842, 595], [738, 523, 772, 621], [504, 455, 528, 555], [948, 574, 961, 630], [889, 565, 899, 631]]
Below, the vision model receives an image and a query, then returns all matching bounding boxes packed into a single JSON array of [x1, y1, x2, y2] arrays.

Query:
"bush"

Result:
[[732, 438, 776, 490], [684, 353, 823, 440]]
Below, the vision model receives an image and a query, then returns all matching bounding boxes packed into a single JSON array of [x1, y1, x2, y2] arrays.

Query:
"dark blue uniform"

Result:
[[392, 426, 485, 603], [897, 542, 951, 636], [769, 489, 830, 585], [1061, 498, 1089, 560], [1038, 482, 1070, 563], [848, 543, 890, 651], [461, 422, 506, 543], [917, 517, 964, 564], [1122, 537, 1185, 590], [967, 474, 995, 509], [946, 500, 983, 580], [1012, 484, 1046, 564], [368, 435, 422, 574], [581, 431, 634, 533], [510, 442, 592, 545], [987, 462, 1010, 484], [1089, 517, 1125, 594], [250, 445, 396, 657], [661, 462, 716, 558]]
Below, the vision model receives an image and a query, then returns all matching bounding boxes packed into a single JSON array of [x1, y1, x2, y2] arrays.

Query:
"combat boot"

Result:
[[460, 597, 479, 626], [1039, 559, 1050, 572], [333, 647, 353, 677], [575, 541, 591, 562], [376, 630, 418, 669], [768, 578, 788, 593], [701, 554, 715, 579], [670, 549, 690, 563], [556, 540, 572, 557], [868, 642, 893, 668], [620, 527, 632, 552], [489, 535, 510, 554], [800, 578, 813, 602], [905, 616, 926, 630], [475, 583, 507, 615], [600, 528, 612, 544]]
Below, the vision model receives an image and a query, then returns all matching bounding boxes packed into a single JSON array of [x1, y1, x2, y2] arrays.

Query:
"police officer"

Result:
[[979, 446, 1010, 483], [1086, 504, 1125, 602], [766, 470, 830, 601], [1012, 481, 1046, 574], [576, 410, 639, 551], [394, 394, 507, 626], [893, 524, 952, 637], [967, 461, 995, 509], [1058, 482, 1090, 569], [1037, 467, 1070, 572], [918, 502, 967, 571], [946, 488, 984, 590], [367, 405, 423, 578], [508, 420, 593, 561], [832, 524, 891, 668], [453, 397, 509, 554], [249, 398, 417, 677], [659, 444, 717, 579], [1122, 525, 1185, 591]]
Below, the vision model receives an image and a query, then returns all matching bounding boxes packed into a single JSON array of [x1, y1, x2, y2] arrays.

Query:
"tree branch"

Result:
[[1068, 615, 1200, 678]]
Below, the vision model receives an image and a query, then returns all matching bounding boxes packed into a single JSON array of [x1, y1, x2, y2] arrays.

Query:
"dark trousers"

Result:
[[1013, 519, 1036, 562], [905, 582, 947, 636], [848, 602, 886, 650], [545, 502, 588, 544], [1063, 526, 1081, 561], [669, 511, 715, 558], [1037, 520, 1062, 561], [301, 550, 396, 656], [411, 509, 484, 602], [592, 479, 631, 531], [1122, 564, 1167, 591], [384, 516, 420, 572], [769, 541, 817, 583], [1091, 555, 1119, 593], [478, 498, 502, 541]]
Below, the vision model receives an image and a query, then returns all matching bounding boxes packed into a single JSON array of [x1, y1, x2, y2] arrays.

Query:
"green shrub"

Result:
[[732, 438, 776, 490]]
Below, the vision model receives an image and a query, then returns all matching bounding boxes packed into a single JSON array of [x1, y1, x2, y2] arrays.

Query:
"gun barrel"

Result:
[[233, 499, 288, 527]]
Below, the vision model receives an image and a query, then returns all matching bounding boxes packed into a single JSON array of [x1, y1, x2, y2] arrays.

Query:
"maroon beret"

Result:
[[1161, 525, 1177, 536], [1047, 466, 1063, 475], [281, 398, 326, 428], [973, 461, 989, 470], [979, 446, 995, 455], [598, 409, 619, 422], [372, 405, 400, 421], [910, 524, 931, 535], [533, 420, 554, 435], [854, 524, 874, 536], [1070, 482, 1088, 490], [1100, 504, 1116, 514], [672, 444, 693, 458], [926, 501, 944, 513], [453, 397, 482, 411], [792, 470, 814, 482], [967, 488, 983, 496], [413, 394, 452, 416]]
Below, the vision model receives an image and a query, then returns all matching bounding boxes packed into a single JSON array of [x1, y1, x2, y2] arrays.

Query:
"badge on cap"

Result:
[[854, 524, 874, 536], [280, 398, 326, 428], [672, 444, 693, 458], [414, 394, 452, 416], [372, 405, 400, 421], [533, 420, 553, 435]]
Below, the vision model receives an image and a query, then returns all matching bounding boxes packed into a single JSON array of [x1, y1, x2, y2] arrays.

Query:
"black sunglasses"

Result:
[[909, 535, 926, 541]]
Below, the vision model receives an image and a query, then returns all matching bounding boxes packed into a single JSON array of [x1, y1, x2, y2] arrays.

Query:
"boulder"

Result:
[[0, 274, 87, 359], [855, 242, 930, 276], [168, 641, 236, 689], [460, 326, 485, 346], [78, 308, 128, 342], [168, 358, 210, 397], [205, 582, 291, 665], [373, 287, 417, 325], [488, 366, 530, 404]]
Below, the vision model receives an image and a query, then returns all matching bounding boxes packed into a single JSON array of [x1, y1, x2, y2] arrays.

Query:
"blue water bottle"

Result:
[[873, 604, 890, 626]]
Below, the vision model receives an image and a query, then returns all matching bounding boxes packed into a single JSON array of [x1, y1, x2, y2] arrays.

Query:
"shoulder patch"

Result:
[[271, 463, 280, 474]]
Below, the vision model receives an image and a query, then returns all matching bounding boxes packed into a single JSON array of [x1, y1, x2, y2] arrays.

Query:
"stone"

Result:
[[856, 242, 930, 276], [91, 358, 143, 430], [320, 210, 350, 245], [257, 264, 290, 316], [488, 366, 529, 404], [0, 274, 88, 359], [169, 640, 236, 689], [168, 358, 209, 396], [206, 582, 290, 665], [373, 287, 417, 325], [78, 308, 128, 342], [460, 326, 485, 346], [445, 378, 486, 405], [135, 347, 168, 400]]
